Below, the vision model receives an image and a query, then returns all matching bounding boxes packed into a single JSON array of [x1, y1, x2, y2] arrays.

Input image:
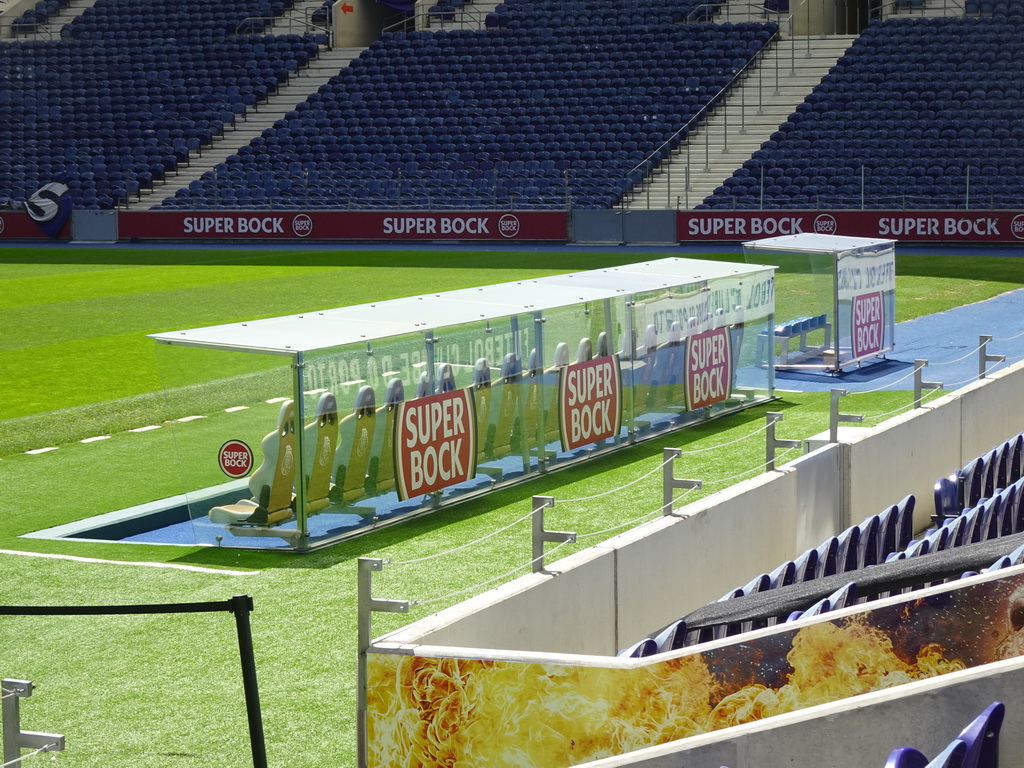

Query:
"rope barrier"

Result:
[[0, 743, 60, 768], [409, 538, 578, 608], [387, 419, 779, 566], [858, 396, 932, 424], [927, 339, 990, 367], [574, 485, 702, 540], [555, 453, 675, 504], [845, 362, 928, 395], [703, 447, 800, 488], [992, 328, 1024, 343], [385, 504, 543, 566]]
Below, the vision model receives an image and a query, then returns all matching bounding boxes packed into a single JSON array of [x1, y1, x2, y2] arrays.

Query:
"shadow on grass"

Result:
[[167, 398, 805, 572]]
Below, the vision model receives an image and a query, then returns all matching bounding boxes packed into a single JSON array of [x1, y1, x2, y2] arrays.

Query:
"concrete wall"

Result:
[[376, 360, 1024, 656], [959, 365, 1024, 464], [380, 444, 845, 655], [586, 654, 1024, 768], [843, 394, 964, 533], [844, 362, 1024, 533]]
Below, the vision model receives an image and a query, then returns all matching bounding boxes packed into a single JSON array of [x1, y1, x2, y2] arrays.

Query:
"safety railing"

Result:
[[235, 8, 332, 40], [691, 187, 1024, 212], [619, 19, 789, 210]]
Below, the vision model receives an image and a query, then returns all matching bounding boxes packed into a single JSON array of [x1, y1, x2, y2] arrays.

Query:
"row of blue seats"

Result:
[[11, 0, 72, 33], [916, 480, 1024, 560], [621, 471, 1024, 658], [934, 432, 1024, 521], [886, 703, 1003, 768], [617, 497, 916, 656]]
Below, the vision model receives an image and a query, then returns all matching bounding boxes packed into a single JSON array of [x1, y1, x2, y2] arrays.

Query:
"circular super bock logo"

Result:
[[497, 213, 521, 238], [219, 440, 254, 478], [292, 214, 313, 238]]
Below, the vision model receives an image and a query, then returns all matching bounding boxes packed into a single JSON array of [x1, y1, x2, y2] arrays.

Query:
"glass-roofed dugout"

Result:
[[150, 258, 776, 551]]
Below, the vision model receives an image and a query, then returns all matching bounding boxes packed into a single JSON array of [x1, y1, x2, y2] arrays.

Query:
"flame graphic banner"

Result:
[[367, 571, 1024, 767]]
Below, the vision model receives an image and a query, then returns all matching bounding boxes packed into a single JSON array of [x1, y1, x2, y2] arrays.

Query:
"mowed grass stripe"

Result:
[[2, 332, 165, 417], [0, 263, 337, 310]]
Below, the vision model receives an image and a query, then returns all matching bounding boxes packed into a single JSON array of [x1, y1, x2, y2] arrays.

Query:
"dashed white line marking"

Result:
[[129, 425, 161, 432], [224, 406, 249, 413], [175, 415, 206, 423], [25, 447, 59, 455], [80, 435, 111, 444], [265, 397, 289, 404]]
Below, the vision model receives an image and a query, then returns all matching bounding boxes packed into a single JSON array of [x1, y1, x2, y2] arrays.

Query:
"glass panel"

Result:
[[835, 245, 896, 367], [626, 269, 775, 434], [152, 342, 295, 548]]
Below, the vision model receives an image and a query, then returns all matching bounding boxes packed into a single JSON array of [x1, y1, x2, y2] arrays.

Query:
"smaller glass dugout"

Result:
[[743, 233, 896, 372]]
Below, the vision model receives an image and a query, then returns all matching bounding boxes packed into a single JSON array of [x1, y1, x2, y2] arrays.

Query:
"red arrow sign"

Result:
[[340, 3, 354, 12]]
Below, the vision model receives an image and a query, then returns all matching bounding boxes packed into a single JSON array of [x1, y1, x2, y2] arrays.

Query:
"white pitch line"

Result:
[[25, 447, 58, 455], [175, 415, 206, 423], [265, 397, 289, 404], [80, 435, 111, 444], [224, 406, 249, 413], [129, 425, 161, 433], [0, 549, 258, 576]]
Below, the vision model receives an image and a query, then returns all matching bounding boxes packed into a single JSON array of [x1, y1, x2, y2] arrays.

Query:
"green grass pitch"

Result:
[[0, 246, 1022, 768]]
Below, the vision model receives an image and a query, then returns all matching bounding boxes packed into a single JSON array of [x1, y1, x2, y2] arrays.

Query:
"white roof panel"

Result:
[[150, 257, 773, 355], [742, 233, 896, 254]]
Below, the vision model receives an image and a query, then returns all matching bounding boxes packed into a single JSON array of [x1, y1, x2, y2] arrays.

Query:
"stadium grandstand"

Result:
[[2, 0, 1018, 215]]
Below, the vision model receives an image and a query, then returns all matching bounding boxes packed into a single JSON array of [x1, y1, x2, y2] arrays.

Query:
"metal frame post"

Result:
[[913, 359, 941, 408], [2, 680, 65, 767], [829, 388, 863, 443], [979, 335, 1005, 379], [356, 558, 410, 768], [662, 448, 702, 515], [292, 352, 308, 541], [531, 496, 575, 573], [766, 412, 801, 471]]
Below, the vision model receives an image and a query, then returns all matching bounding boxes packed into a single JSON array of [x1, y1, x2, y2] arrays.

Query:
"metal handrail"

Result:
[[235, 9, 331, 38], [868, 0, 967, 21], [381, 5, 491, 35], [162, 189, 1024, 211], [621, 15, 791, 208]]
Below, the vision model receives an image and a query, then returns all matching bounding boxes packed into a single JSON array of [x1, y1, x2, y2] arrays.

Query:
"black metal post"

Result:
[[230, 595, 268, 768]]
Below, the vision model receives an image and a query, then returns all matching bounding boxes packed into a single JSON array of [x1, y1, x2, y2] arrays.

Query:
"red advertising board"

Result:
[[685, 327, 733, 410], [0, 211, 71, 240], [394, 389, 477, 501], [678, 210, 1024, 243], [851, 291, 885, 359], [558, 356, 622, 451], [118, 210, 567, 241]]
